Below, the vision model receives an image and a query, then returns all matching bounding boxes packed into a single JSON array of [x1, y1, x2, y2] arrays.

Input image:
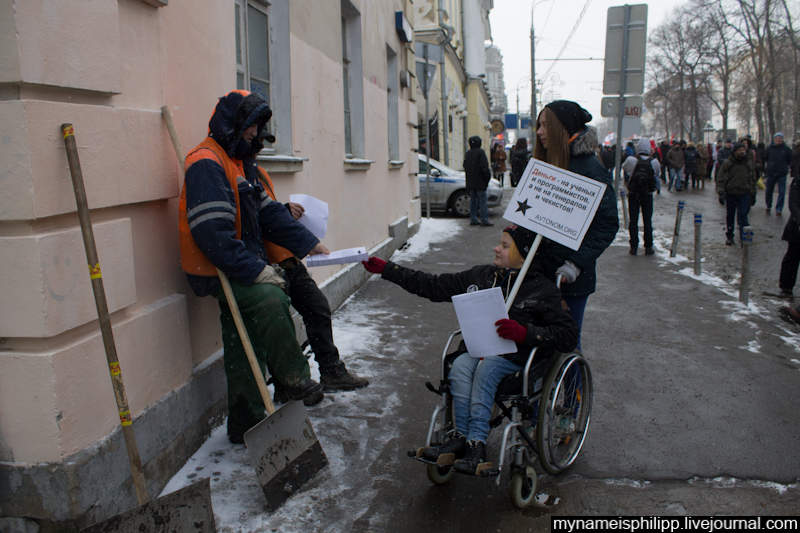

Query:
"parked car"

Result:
[[417, 154, 504, 217]]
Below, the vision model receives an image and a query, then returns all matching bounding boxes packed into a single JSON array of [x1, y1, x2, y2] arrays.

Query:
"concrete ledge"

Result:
[[0, 358, 226, 530]]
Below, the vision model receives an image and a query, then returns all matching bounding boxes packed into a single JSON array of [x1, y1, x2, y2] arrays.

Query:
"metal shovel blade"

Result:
[[244, 400, 328, 511], [81, 478, 215, 533]]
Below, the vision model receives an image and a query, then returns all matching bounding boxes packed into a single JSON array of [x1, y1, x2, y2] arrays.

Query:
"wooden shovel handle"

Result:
[[216, 269, 277, 415], [61, 123, 149, 505]]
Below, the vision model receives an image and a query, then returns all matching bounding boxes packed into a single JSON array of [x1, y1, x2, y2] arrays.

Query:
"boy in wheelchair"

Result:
[[362, 225, 578, 475]]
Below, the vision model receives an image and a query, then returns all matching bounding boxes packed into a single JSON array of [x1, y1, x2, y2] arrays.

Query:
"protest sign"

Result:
[[503, 159, 607, 251]]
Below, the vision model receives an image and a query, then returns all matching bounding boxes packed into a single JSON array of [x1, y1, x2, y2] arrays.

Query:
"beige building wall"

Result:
[[0, 0, 418, 525]]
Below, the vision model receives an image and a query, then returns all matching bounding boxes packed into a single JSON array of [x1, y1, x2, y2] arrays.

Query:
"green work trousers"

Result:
[[216, 280, 310, 420]]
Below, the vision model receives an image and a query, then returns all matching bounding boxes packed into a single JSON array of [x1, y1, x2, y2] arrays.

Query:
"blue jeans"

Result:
[[469, 189, 489, 224], [725, 193, 751, 240], [668, 167, 683, 191], [562, 294, 588, 351], [765, 174, 787, 212], [449, 354, 520, 442]]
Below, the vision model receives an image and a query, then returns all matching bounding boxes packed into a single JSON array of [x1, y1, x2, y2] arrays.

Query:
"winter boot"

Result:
[[320, 366, 369, 392], [274, 378, 324, 406], [453, 440, 490, 475], [645, 247, 655, 256], [725, 234, 734, 246], [421, 433, 466, 465]]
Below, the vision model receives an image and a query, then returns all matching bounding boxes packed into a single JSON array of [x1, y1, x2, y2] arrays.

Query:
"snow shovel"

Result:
[[61, 124, 215, 533], [160, 106, 328, 511]]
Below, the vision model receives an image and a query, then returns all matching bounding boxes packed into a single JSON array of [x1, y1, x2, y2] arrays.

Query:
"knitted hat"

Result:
[[503, 224, 536, 257], [544, 100, 592, 135], [774, 132, 784, 139]]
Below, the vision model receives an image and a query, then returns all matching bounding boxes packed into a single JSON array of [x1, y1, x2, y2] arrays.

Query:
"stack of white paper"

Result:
[[290, 193, 328, 239], [306, 247, 368, 267], [451, 287, 517, 358]]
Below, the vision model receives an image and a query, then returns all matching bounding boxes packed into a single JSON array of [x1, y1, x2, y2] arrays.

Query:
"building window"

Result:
[[341, 0, 364, 158], [386, 45, 399, 162], [234, 0, 293, 155]]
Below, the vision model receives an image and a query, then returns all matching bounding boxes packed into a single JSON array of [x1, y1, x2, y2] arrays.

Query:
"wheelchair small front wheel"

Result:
[[509, 465, 538, 508], [426, 463, 455, 485], [537, 353, 593, 475]]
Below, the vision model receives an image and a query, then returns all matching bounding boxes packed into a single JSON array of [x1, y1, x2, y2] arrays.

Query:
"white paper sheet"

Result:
[[451, 287, 518, 358], [305, 246, 368, 267], [289, 194, 328, 239]]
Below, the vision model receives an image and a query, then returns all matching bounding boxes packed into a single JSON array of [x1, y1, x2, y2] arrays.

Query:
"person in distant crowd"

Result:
[[666, 140, 686, 192], [756, 141, 767, 184], [624, 141, 635, 158], [490, 142, 507, 186], [360, 226, 578, 475], [777, 142, 800, 298], [764, 132, 793, 216], [659, 139, 671, 184], [650, 139, 662, 163], [717, 142, 757, 246], [623, 138, 661, 256], [464, 135, 492, 226], [532, 100, 619, 350], [684, 142, 699, 189], [509, 137, 530, 187], [717, 139, 733, 179], [695, 141, 709, 188], [179, 90, 331, 444], [600, 143, 616, 178]]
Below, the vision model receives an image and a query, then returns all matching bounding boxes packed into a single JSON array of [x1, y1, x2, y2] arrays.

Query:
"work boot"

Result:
[[779, 306, 800, 325], [421, 433, 466, 465], [274, 378, 324, 406], [453, 440, 489, 475], [320, 366, 369, 392]]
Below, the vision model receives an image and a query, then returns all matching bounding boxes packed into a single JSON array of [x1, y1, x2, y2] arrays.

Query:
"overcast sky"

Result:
[[488, 0, 680, 126]]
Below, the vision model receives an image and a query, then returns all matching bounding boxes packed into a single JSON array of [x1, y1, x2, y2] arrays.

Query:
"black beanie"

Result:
[[504, 224, 536, 256], [545, 100, 592, 136]]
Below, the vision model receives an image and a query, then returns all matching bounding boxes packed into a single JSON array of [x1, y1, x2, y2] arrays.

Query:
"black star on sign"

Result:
[[515, 198, 531, 215]]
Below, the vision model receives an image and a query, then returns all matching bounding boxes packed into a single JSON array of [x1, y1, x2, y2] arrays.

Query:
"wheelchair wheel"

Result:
[[509, 466, 538, 508], [426, 463, 455, 485], [536, 353, 592, 475]]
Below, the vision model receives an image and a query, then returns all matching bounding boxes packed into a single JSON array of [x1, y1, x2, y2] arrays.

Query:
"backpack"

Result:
[[628, 156, 656, 194]]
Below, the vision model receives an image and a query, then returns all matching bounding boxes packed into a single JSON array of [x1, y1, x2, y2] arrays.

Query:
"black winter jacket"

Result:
[[380, 262, 578, 365], [765, 143, 792, 177], [463, 147, 491, 190], [534, 127, 620, 298], [782, 176, 800, 243]]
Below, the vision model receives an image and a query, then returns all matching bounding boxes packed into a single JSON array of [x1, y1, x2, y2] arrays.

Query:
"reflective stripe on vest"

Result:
[[178, 138, 245, 276]]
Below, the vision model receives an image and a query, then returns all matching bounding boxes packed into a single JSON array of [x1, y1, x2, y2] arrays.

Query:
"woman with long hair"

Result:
[[532, 101, 619, 350]]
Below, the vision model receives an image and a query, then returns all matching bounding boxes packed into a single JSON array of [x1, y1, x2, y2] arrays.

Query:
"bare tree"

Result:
[[699, 0, 740, 136]]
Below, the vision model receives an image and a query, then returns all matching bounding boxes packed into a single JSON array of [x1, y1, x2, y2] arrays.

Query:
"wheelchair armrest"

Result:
[[440, 329, 462, 378], [521, 346, 539, 396]]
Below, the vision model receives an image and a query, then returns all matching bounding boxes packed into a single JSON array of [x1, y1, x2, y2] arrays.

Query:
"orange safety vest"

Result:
[[178, 137, 246, 276], [258, 168, 295, 264]]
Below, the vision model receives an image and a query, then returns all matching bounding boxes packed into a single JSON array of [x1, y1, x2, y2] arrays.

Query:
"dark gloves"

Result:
[[362, 257, 387, 274], [495, 319, 527, 344]]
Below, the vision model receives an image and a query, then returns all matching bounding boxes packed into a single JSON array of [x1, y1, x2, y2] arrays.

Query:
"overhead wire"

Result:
[[540, 0, 593, 81]]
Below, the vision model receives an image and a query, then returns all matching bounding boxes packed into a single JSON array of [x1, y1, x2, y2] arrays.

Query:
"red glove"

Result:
[[495, 319, 527, 344], [362, 257, 387, 274]]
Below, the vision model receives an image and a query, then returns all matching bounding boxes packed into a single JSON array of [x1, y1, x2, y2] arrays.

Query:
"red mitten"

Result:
[[362, 257, 387, 274], [495, 319, 527, 344]]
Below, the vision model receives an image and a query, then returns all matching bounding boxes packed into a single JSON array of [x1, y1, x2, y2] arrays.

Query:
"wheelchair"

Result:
[[409, 329, 592, 509]]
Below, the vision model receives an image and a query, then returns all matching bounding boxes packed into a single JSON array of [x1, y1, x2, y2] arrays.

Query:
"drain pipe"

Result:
[[439, 0, 449, 165]]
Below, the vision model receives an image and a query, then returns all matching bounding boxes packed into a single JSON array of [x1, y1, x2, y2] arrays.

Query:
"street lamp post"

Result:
[[703, 122, 714, 145]]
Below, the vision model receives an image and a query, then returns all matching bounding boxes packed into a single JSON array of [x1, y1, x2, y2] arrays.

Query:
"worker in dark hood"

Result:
[[463, 135, 492, 226], [178, 90, 330, 444]]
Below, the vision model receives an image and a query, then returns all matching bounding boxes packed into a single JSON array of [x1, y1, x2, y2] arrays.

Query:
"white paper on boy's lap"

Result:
[[451, 287, 517, 358], [290, 193, 328, 239]]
